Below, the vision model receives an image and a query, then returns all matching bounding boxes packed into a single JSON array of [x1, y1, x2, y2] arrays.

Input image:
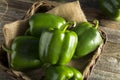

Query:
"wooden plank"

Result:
[[7, 0, 34, 10], [0, 65, 24, 80], [83, 6, 120, 79], [101, 27, 120, 43], [95, 54, 120, 74], [83, 10, 120, 80], [0, 0, 35, 79], [0, 0, 35, 46], [1, 7, 26, 21], [87, 27, 120, 80], [0, 1, 34, 21], [100, 20, 120, 30], [88, 68, 120, 80], [95, 42, 120, 73], [88, 53, 120, 80], [0, 0, 120, 80]]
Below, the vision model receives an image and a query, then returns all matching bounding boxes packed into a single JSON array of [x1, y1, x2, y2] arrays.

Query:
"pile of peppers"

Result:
[[3, 13, 103, 80]]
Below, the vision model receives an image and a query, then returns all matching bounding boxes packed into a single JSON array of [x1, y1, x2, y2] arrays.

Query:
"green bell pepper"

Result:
[[99, 0, 120, 21], [73, 20, 103, 58], [8, 36, 41, 71], [39, 26, 78, 65], [29, 13, 66, 37], [44, 65, 83, 80]]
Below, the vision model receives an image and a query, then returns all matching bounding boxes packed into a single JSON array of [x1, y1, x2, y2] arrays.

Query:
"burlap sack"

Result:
[[3, 19, 29, 48], [47, 1, 87, 23], [2, 0, 106, 80], [3, 1, 87, 49]]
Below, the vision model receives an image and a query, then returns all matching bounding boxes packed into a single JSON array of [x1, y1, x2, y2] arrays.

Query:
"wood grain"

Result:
[[0, 0, 35, 79], [0, 0, 35, 46], [87, 28, 120, 80], [0, 0, 120, 80]]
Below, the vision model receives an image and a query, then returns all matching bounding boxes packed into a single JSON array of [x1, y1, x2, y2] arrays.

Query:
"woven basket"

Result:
[[0, 0, 106, 80]]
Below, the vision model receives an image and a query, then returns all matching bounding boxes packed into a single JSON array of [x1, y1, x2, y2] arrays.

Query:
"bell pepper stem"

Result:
[[63, 21, 76, 32], [24, 28, 30, 35], [93, 20, 99, 29], [2, 44, 12, 54], [68, 21, 76, 28]]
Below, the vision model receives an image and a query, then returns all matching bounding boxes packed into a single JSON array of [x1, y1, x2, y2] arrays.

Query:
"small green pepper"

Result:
[[99, 0, 120, 21], [73, 20, 103, 58], [39, 26, 78, 65], [29, 13, 66, 37], [44, 65, 83, 80], [8, 36, 41, 71]]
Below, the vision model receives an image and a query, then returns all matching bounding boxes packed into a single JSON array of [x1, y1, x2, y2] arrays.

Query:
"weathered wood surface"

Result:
[[0, 0, 35, 45], [0, 0, 36, 80], [87, 27, 120, 80], [82, 1, 120, 79], [0, 0, 120, 80]]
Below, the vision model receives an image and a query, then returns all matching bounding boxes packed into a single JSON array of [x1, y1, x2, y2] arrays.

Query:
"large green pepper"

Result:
[[39, 27, 78, 65], [73, 20, 103, 58], [44, 65, 83, 80], [29, 13, 66, 37], [99, 0, 120, 21], [8, 36, 41, 71]]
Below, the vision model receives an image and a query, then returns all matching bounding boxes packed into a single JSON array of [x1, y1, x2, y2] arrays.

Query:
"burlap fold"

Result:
[[47, 1, 87, 23], [3, 1, 87, 49]]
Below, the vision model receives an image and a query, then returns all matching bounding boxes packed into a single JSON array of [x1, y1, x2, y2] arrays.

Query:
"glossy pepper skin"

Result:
[[44, 65, 83, 80], [29, 13, 66, 37], [99, 0, 120, 21], [10, 36, 41, 71], [73, 20, 103, 58], [39, 28, 78, 65]]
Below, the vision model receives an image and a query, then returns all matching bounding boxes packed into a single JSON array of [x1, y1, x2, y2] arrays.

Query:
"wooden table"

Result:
[[0, 0, 120, 80]]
